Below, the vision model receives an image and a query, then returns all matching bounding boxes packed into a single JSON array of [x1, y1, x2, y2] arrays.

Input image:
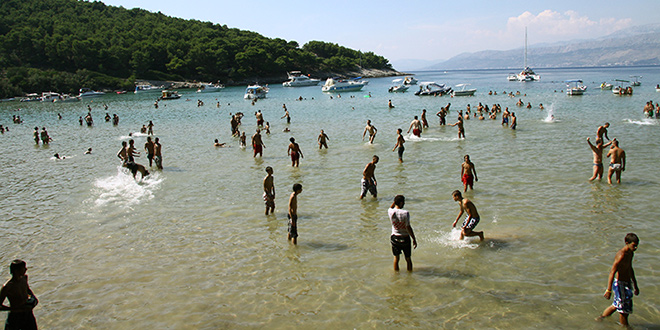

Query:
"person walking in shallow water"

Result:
[[597, 233, 639, 328], [360, 155, 379, 199], [461, 155, 478, 192], [287, 137, 303, 167], [606, 139, 625, 184], [388, 195, 417, 272], [392, 128, 405, 163], [451, 190, 484, 241], [287, 183, 302, 245]]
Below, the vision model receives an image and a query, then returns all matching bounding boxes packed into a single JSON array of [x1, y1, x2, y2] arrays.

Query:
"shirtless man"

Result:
[[436, 108, 447, 126], [597, 123, 610, 142], [450, 116, 465, 139], [362, 120, 377, 144], [33, 127, 39, 145], [287, 137, 303, 167], [255, 110, 264, 127], [40, 128, 51, 144], [451, 190, 484, 241], [0, 260, 39, 330], [251, 129, 265, 157], [154, 137, 163, 170], [461, 155, 478, 192], [360, 155, 379, 199], [281, 109, 291, 124], [144, 136, 155, 167], [597, 233, 640, 327], [263, 166, 275, 215], [318, 130, 329, 149], [587, 137, 613, 181], [127, 139, 140, 163], [510, 112, 517, 130], [117, 141, 128, 164], [421, 109, 429, 128], [606, 139, 625, 184], [392, 128, 405, 163], [213, 139, 229, 147], [287, 183, 303, 244], [407, 116, 422, 137]]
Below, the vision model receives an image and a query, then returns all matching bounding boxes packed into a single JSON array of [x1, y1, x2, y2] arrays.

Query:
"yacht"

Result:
[[41, 92, 61, 102], [321, 78, 367, 92], [78, 88, 105, 97], [135, 84, 160, 93], [197, 82, 224, 93], [160, 90, 181, 100], [20, 93, 41, 102], [282, 71, 320, 87], [244, 85, 268, 99], [414, 82, 452, 96]]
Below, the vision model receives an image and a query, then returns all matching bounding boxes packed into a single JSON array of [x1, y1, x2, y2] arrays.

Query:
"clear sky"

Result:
[[100, 0, 659, 63]]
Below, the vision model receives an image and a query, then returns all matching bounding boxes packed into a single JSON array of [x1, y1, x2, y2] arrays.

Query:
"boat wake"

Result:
[[91, 166, 162, 208], [624, 118, 657, 126]]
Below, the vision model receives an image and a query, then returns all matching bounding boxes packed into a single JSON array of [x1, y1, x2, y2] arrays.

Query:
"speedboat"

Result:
[[630, 75, 642, 86], [414, 82, 452, 96], [160, 90, 181, 100], [452, 83, 477, 96], [600, 82, 613, 90], [388, 79, 409, 92], [41, 92, 61, 102], [321, 78, 366, 92], [282, 71, 320, 87], [54, 94, 81, 102], [135, 84, 160, 93], [613, 79, 633, 95], [20, 93, 41, 102], [507, 74, 518, 81], [403, 76, 418, 85], [79, 88, 105, 97], [244, 85, 268, 99], [565, 80, 587, 95], [197, 82, 224, 93]]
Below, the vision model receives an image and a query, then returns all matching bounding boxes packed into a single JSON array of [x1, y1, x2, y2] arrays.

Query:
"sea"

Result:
[[1, 66, 659, 329]]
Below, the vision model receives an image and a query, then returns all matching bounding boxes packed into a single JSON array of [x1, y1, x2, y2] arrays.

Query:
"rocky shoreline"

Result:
[[137, 68, 410, 90]]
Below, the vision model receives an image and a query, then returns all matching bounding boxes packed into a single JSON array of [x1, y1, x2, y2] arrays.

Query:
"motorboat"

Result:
[[600, 82, 613, 90], [321, 78, 366, 92], [54, 94, 81, 102], [20, 93, 41, 102], [630, 75, 642, 86], [451, 83, 477, 96], [282, 71, 320, 87], [135, 84, 160, 93], [403, 76, 418, 85], [244, 85, 268, 99], [613, 79, 633, 95], [78, 88, 105, 97], [160, 90, 181, 100], [414, 82, 452, 96], [565, 80, 587, 95], [197, 82, 224, 93], [41, 92, 61, 102], [388, 79, 409, 92], [508, 28, 540, 81], [507, 74, 518, 81]]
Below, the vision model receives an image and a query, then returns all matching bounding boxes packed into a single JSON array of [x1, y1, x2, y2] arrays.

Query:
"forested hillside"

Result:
[[0, 0, 393, 97]]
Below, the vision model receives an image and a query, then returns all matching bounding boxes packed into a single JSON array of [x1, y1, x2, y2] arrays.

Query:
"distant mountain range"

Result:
[[396, 24, 660, 71]]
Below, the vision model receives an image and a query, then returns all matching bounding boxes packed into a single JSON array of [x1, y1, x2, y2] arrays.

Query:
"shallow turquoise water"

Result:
[[1, 67, 659, 329]]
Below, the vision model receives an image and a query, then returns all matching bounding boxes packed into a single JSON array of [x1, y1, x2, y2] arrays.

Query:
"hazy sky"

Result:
[[100, 0, 658, 63]]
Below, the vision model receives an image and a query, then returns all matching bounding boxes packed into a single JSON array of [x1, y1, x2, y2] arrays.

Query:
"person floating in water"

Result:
[[388, 195, 417, 272], [0, 259, 39, 330], [596, 233, 639, 328], [451, 190, 484, 241]]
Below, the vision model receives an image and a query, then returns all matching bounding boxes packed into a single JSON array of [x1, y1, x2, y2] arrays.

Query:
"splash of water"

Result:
[[92, 166, 163, 207]]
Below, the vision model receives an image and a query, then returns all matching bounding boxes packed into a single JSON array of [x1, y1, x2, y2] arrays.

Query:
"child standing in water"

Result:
[[287, 183, 302, 244], [389, 195, 417, 271]]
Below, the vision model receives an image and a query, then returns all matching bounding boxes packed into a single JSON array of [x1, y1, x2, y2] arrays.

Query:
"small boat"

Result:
[[20, 93, 41, 102], [41, 92, 61, 102], [282, 71, 320, 87], [414, 82, 452, 96], [600, 82, 613, 90], [630, 75, 642, 86], [388, 79, 409, 92], [565, 80, 587, 95], [54, 94, 81, 102], [244, 85, 268, 99], [403, 76, 418, 85], [197, 82, 224, 93], [160, 90, 181, 100], [613, 79, 633, 95], [452, 83, 477, 97], [321, 78, 366, 92], [135, 84, 160, 93], [78, 88, 105, 98], [507, 74, 518, 81]]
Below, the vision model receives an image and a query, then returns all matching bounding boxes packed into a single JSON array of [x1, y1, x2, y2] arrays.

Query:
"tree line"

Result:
[[0, 0, 393, 98]]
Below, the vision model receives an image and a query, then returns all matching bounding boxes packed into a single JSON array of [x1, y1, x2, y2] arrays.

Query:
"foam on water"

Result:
[[428, 228, 481, 249], [543, 104, 558, 123], [405, 133, 461, 142], [92, 166, 162, 207], [623, 118, 658, 126], [119, 132, 148, 139]]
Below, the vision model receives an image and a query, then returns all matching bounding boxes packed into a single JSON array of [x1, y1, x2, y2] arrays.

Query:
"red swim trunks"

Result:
[[462, 173, 473, 186], [253, 144, 262, 155], [413, 128, 421, 137], [290, 151, 299, 161]]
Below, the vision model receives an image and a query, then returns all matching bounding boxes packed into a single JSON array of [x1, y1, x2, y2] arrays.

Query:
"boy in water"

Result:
[[287, 183, 303, 244], [451, 190, 484, 241], [0, 259, 39, 330], [597, 233, 640, 327], [263, 166, 275, 215], [389, 195, 417, 271]]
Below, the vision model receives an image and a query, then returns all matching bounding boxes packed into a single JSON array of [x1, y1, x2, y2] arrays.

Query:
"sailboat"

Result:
[[508, 27, 540, 82]]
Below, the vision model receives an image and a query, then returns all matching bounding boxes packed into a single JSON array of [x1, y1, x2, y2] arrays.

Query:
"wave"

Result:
[[623, 118, 658, 126], [91, 166, 162, 208]]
